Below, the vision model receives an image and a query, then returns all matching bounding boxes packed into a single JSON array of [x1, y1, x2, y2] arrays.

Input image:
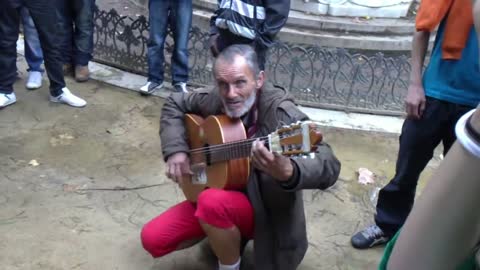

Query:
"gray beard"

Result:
[[223, 91, 257, 119]]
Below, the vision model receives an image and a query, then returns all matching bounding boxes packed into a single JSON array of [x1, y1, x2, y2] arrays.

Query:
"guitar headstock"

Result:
[[268, 121, 323, 158]]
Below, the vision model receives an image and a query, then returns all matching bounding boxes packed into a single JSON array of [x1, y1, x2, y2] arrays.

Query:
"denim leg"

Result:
[[0, 3, 20, 94], [374, 97, 451, 237], [147, 0, 170, 84], [72, 0, 95, 66], [25, 0, 66, 96], [20, 7, 44, 72], [57, 0, 74, 65], [170, 0, 192, 84]]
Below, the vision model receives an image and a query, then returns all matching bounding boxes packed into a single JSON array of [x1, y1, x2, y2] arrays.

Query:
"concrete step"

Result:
[[193, 7, 419, 51]]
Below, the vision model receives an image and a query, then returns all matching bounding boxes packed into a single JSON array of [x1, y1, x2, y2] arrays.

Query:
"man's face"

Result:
[[214, 56, 265, 118]]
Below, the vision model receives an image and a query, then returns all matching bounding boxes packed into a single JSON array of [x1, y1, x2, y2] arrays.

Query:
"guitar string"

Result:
[[189, 138, 270, 156], [188, 135, 269, 154]]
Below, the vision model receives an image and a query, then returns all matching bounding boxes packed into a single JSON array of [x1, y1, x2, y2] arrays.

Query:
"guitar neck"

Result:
[[194, 137, 270, 164]]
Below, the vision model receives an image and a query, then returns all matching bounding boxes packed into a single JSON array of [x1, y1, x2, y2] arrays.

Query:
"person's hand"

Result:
[[405, 83, 427, 119], [251, 139, 293, 181], [209, 34, 220, 57], [165, 152, 192, 184]]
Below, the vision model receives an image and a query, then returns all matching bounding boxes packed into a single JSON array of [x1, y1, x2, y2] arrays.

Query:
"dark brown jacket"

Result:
[[160, 84, 341, 270]]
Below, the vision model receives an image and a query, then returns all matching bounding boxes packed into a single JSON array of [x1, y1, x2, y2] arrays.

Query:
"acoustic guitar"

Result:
[[181, 114, 323, 202]]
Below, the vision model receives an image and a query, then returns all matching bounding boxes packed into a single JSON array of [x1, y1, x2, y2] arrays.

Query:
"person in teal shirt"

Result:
[[376, 1, 480, 268], [351, 0, 480, 250]]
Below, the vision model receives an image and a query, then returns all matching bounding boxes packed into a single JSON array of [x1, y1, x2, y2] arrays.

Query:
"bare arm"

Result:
[[405, 31, 430, 119], [387, 106, 480, 270], [409, 31, 430, 86]]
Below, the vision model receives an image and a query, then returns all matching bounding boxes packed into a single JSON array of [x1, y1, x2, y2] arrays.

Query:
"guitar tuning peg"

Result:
[[302, 155, 307, 159], [309, 153, 316, 159]]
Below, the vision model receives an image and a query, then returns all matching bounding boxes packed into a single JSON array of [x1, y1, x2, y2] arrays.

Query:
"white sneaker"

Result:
[[173, 82, 188, 93], [26, 71, 43, 89], [139, 81, 163, 96], [0, 92, 17, 108], [50, 87, 87, 108]]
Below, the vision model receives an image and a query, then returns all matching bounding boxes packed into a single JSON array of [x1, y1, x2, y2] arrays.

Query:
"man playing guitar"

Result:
[[141, 44, 341, 270]]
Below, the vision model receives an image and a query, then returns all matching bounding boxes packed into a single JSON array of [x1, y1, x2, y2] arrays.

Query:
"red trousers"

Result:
[[141, 188, 255, 258]]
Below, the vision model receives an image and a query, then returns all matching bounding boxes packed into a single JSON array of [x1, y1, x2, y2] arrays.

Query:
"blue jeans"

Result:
[[1, 0, 65, 96], [59, 0, 95, 66], [147, 0, 192, 84], [20, 7, 44, 72]]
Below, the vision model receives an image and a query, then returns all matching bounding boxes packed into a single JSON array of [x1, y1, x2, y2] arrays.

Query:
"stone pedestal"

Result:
[[292, 0, 414, 18]]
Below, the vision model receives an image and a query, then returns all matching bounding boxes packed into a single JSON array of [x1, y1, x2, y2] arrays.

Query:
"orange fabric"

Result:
[[415, 0, 473, 60]]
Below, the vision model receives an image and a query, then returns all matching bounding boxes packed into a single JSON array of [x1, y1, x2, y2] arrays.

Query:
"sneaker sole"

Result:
[[75, 77, 89, 83], [139, 86, 163, 96], [0, 99, 16, 109], [26, 84, 42, 90], [49, 98, 87, 108]]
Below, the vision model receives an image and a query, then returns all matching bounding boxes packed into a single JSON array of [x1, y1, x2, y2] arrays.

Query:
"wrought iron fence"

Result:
[[93, 7, 410, 116]]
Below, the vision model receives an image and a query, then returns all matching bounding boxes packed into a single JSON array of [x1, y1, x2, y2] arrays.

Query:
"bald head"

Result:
[[213, 44, 260, 77]]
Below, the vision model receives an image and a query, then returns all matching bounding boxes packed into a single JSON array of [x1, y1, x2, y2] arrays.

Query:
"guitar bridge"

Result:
[[191, 163, 207, 185]]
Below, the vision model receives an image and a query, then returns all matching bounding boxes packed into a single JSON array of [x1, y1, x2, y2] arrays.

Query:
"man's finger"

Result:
[[167, 164, 175, 180], [419, 100, 426, 118], [251, 154, 267, 172], [254, 141, 274, 162], [174, 164, 183, 184]]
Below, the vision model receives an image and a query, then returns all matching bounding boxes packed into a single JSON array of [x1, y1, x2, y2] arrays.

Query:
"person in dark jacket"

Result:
[[209, 0, 291, 70], [141, 44, 341, 270]]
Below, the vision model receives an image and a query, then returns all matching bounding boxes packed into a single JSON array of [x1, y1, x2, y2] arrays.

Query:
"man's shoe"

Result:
[[75, 65, 90, 82], [351, 225, 390, 249], [0, 93, 17, 108], [50, 87, 87, 108], [26, 71, 43, 90], [139, 81, 163, 96], [63, 63, 74, 76], [173, 82, 188, 93]]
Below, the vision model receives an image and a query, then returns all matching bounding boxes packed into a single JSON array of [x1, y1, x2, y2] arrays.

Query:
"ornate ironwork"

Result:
[[93, 7, 411, 116]]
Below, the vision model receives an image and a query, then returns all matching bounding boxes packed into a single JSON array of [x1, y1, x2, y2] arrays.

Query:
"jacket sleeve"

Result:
[[210, 1, 221, 35], [160, 90, 213, 161], [256, 0, 291, 48], [274, 101, 341, 191]]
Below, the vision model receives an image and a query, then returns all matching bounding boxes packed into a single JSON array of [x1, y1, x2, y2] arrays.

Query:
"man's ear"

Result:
[[256, 70, 265, 89]]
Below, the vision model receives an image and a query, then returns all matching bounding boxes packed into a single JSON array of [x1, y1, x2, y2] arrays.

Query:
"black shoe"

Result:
[[139, 81, 163, 96], [351, 225, 390, 249], [173, 82, 188, 93]]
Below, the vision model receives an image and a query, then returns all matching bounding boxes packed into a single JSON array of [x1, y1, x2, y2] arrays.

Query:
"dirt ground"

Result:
[[0, 56, 440, 270]]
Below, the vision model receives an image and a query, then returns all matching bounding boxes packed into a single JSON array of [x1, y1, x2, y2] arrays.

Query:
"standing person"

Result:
[[140, 45, 341, 270], [351, 0, 480, 249], [60, 0, 96, 82], [20, 7, 44, 90], [209, 0, 291, 71], [139, 0, 192, 95], [0, 0, 87, 109]]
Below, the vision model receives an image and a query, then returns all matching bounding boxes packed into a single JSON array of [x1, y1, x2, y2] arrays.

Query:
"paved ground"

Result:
[[0, 57, 441, 270]]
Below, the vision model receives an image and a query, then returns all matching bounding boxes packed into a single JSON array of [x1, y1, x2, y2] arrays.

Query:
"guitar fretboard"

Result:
[[190, 137, 270, 163]]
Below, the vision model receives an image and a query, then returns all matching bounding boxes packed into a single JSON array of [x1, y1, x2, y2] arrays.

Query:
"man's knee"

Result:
[[197, 189, 229, 213], [196, 189, 235, 229], [140, 222, 173, 258]]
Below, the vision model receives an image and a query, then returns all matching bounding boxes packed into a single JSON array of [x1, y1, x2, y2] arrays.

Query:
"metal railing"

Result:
[[93, 7, 411, 116]]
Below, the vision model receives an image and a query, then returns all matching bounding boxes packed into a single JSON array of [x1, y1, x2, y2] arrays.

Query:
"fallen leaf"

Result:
[[357, 167, 375, 185], [28, 160, 39, 167], [63, 184, 79, 192]]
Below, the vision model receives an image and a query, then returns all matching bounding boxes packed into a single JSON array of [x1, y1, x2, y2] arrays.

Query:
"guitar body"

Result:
[[182, 114, 250, 202]]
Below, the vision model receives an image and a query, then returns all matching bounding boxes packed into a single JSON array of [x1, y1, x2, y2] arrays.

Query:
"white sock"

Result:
[[218, 258, 241, 270]]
